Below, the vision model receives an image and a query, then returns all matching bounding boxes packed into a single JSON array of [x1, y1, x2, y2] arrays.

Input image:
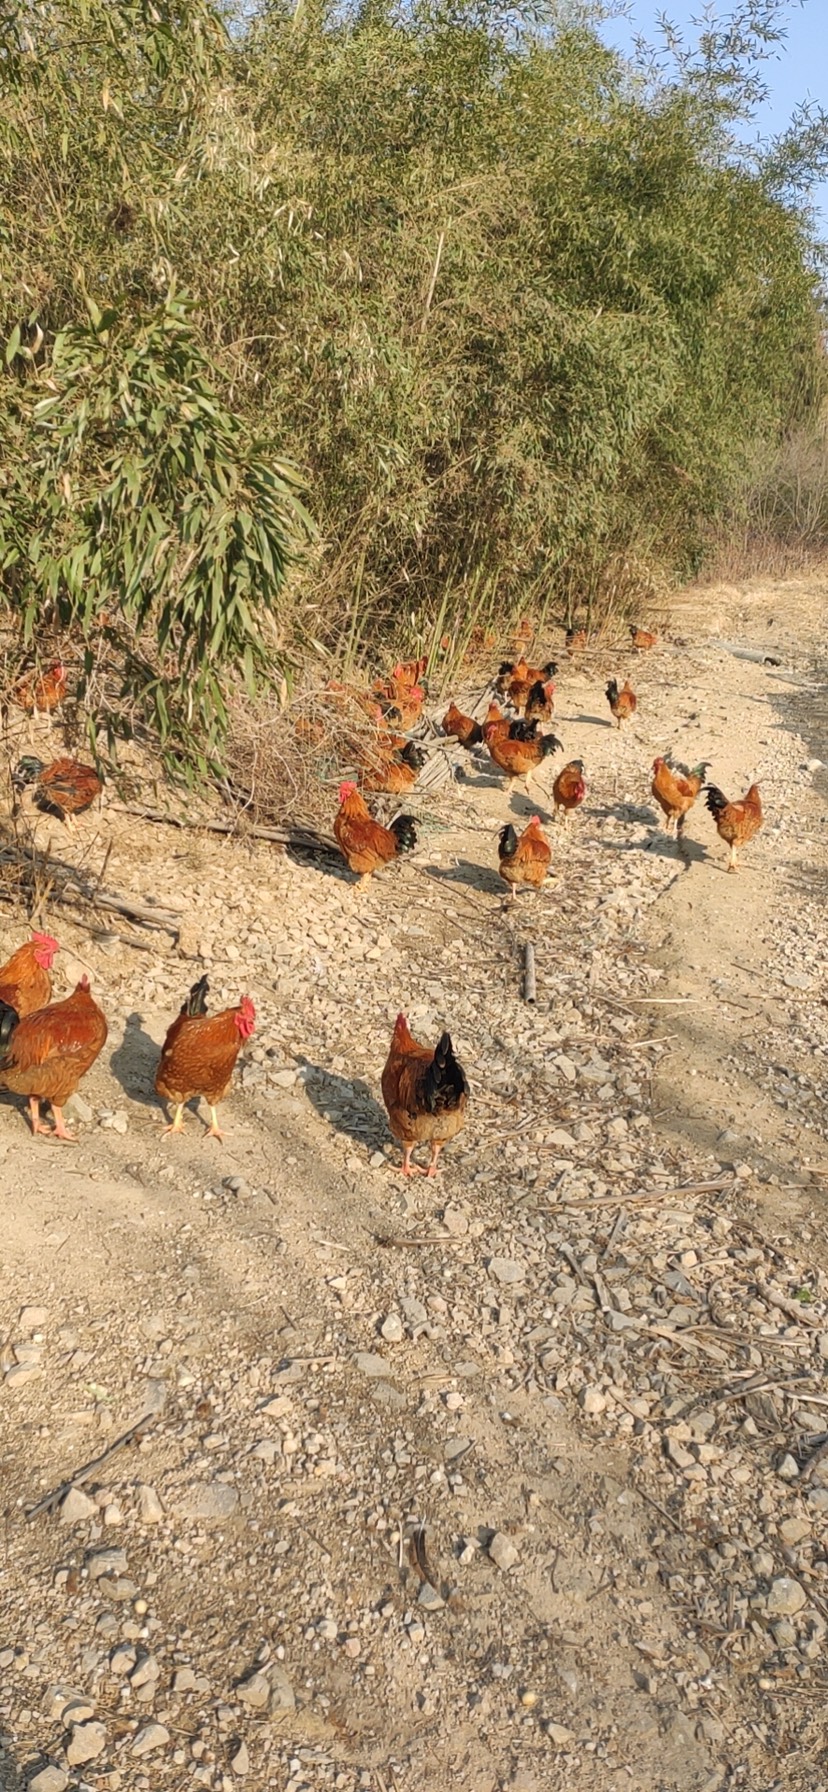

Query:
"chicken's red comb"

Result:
[[529, 815, 542, 826], [31, 930, 59, 949], [338, 780, 358, 802]]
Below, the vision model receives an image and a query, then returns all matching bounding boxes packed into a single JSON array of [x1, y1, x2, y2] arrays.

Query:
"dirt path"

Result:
[[1, 576, 827, 1792]]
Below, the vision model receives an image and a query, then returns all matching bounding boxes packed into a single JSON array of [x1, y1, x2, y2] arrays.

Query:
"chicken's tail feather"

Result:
[[498, 824, 518, 860], [540, 734, 564, 758], [0, 999, 20, 1057], [704, 785, 728, 817], [424, 1032, 468, 1114], [390, 814, 417, 854], [181, 974, 209, 1017]]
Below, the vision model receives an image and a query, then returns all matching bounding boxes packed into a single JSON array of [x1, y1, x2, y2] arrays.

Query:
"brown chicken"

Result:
[[363, 740, 425, 795], [552, 759, 586, 821], [565, 624, 588, 654], [524, 678, 556, 723], [381, 1012, 469, 1176], [488, 725, 563, 787], [630, 625, 657, 651], [442, 702, 483, 748], [503, 659, 558, 711], [155, 976, 256, 1140], [12, 663, 67, 714], [334, 781, 418, 878], [0, 975, 107, 1140], [14, 756, 103, 826], [482, 701, 511, 744], [380, 683, 425, 731], [0, 930, 59, 1018], [651, 757, 709, 836], [606, 678, 637, 727], [704, 782, 763, 872], [497, 815, 552, 898]]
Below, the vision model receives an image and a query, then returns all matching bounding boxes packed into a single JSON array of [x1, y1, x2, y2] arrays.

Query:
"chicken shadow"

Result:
[[454, 770, 504, 790], [509, 791, 554, 823], [598, 829, 708, 865], [295, 1057, 389, 1152], [563, 712, 615, 729], [421, 859, 503, 897], [590, 801, 658, 826], [109, 1012, 163, 1110]]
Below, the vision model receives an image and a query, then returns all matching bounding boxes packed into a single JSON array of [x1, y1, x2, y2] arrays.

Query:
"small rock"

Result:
[[103, 1502, 124, 1527], [62, 1699, 95, 1725], [766, 1577, 808, 1617], [19, 1304, 48, 1329], [488, 1532, 520, 1571], [237, 1673, 270, 1711], [64, 1092, 93, 1124], [442, 1205, 469, 1237], [268, 1665, 296, 1712], [230, 1739, 250, 1776], [487, 1257, 526, 1286], [808, 1488, 828, 1512], [777, 1454, 800, 1482], [130, 1654, 160, 1689], [5, 1362, 40, 1387], [779, 1517, 810, 1545], [60, 1487, 97, 1525], [251, 1438, 280, 1464], [380, 1314, 404, 1344], [110, 1647, 137, 1675], [172, 1667, 197, 1693], [553, 1055, 577, 1083], [95, 1577, 138, 1603], [66, 1721, 107, 1767], [29, 1769, 69, 1792], [666, 1438, 695, 1471], [131, 1722, 170, 1757], [545, 1723, 573, 1746], [179, 1482, 238, 1520], [353, 1352, 391, 1378], [135, 1483, 164, 1525], [417, 1582, 445, 1611], [771, 1618, 798, 1649], [580, 1385, 606, 1417], [87, 1547, 128, 1580], [444, 1436, 472, 1462], [316, 1619, 338, 1641]]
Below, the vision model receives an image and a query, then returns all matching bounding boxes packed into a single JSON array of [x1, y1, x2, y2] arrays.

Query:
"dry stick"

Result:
[[374, 1232, 465, 1249], [420, 230, 445, 333], [110, 802, 338, 856], [540, 1175, 733, 1213], [27, 1413, 159, 1520], [523, 942, 536, 1003]]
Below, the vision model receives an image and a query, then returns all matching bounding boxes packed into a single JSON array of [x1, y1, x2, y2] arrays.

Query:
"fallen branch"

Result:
[[0, 845, 182, 934], [110, 803, 338, 856], [27, 1413, 159, 1520]]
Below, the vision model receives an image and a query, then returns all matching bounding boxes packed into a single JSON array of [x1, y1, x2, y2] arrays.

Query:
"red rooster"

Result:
[[155, 977, 256, 1141], [0, 976, 107, 1140]]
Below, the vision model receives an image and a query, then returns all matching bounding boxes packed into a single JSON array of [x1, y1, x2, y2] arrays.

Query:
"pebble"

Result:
[[488, 1532, 520, 1572], [29, 1770, 68, 1792], [237, 1673, 270, 1710], [173, 1667, 198, 1692], [487, 1257, 526, 1286], [353, 1352, 391, 1378], [580, 1386, 606, 1417], [269, 1665, 296, 1712], [60, 1487, 97, 1524], [766, 1577, 807, 1617], [777, 1453, 800, 1481], [136, 1484, 165, 1524], [231, 1739, 250, 1776], [19, 1304, 47, 1329], [417, 1583, 445, 1611], [179, 1483, 239, 1519], [87, 1547, 128, 1580], [380, 1314, 404, 1343], [4, 1362, 40, 1387], [66, 1721, 107, 1766], [131, 1722, 170, 1756]]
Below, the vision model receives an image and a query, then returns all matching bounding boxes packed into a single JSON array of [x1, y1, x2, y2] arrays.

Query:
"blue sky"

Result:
[[601, 1, 828, 231]]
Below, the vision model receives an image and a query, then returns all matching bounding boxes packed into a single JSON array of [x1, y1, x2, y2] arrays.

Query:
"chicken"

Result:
[[388, 656, 428, 691], [552, 758, 586, 821], [495, 658, 523, 696], [0, 930, 59, 1018], [381, 1012, 468, 1176], [504, 660, 558, 711], [482, 701, 511, 744], [12, 663, 67, 714], [497, 815, 551, 898], [380, 683, 425, 731], [565, 624, 588, 654], [524, 678, 556, 723], [0, 975, 107, 1141], [487, 725, 563, 787], [605, 678, 637, 727], [651, 757, 709, 836], [14, 756, 103, 827], [630, 625, 657, 651], [155, 977, 255, 1139], [704, 782, 763, 872], [363, 740, 425, 795], [334, 781, 417, 878], [442, 702, 483, 748]]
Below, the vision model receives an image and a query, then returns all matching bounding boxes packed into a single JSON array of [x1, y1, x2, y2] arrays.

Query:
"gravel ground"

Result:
[[0, 575, 827, 1792]]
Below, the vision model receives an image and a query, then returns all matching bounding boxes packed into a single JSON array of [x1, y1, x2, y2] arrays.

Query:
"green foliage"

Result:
[[0, 0, 825, 755]]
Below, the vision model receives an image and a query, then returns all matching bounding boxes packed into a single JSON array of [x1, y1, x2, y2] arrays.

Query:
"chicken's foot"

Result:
[[50, 1105, 77, 1144], [162, 1103, 186, 1136], [401, 1144, 425, 1177], [206, 1106, 225, 1142], [28, 1096, 52, 1138], [425, 1142, 443, 1178]]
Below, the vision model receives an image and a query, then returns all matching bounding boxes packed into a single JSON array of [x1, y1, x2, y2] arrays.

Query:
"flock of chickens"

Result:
[[0, 624, 763, 1175]]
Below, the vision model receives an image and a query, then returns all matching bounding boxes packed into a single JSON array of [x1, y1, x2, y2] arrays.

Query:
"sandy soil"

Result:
[[0, 575, 827, 1792]]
